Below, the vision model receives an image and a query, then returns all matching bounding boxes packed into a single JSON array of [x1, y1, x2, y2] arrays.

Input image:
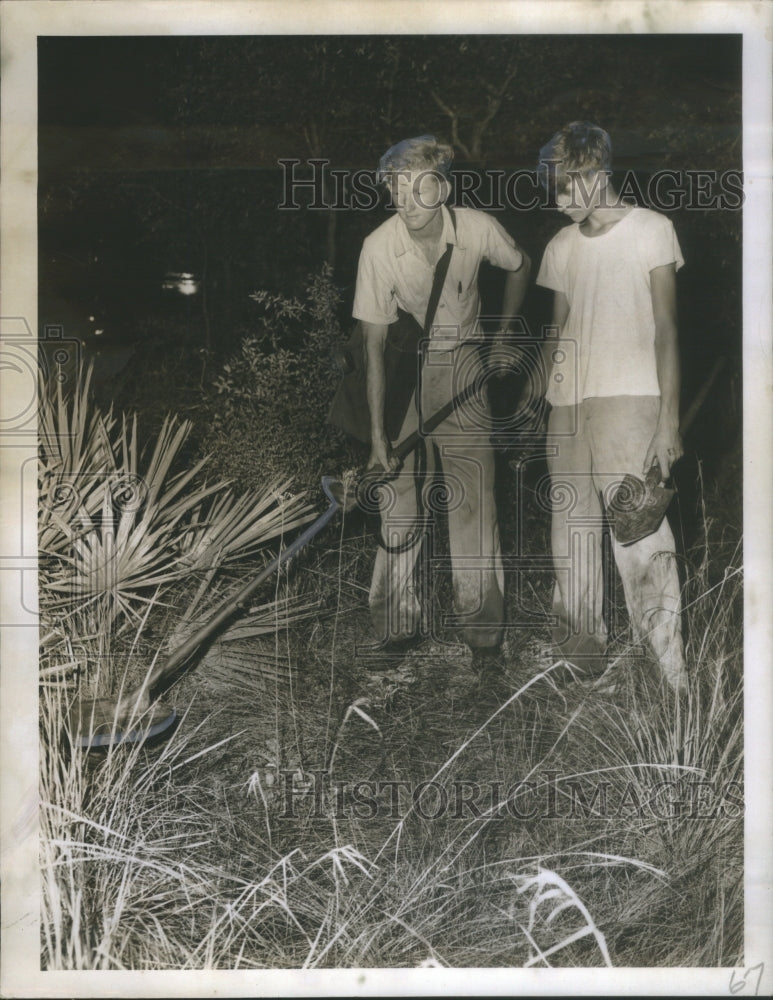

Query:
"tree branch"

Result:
[[470, 64, 518, 160], [430, 89, 471, 159]]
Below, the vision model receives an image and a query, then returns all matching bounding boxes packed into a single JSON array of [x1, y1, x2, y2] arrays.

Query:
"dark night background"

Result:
[[38, 34, 742, 515]]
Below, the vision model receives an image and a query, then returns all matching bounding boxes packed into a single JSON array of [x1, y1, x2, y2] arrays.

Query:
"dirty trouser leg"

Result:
[[546, 402, 607, 671], [585, 396, 686, 690], [424, 346, 504, 649], [368, 396, 435, 643]]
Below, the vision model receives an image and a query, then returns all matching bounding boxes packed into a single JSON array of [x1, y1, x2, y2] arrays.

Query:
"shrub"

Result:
[[201, 267, 362, 493]]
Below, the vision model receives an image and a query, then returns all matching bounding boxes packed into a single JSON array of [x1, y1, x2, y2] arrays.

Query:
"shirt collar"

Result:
[[393, 204, 463, 258]]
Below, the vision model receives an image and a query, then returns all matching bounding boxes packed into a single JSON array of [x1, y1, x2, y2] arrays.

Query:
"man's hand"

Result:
[[367, 435, 400, 474], [643, 420, 683, 480], [489, 329, 527, 379]]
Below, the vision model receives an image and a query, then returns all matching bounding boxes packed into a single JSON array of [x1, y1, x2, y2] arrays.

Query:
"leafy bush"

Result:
[[201, 267, 362, 493]]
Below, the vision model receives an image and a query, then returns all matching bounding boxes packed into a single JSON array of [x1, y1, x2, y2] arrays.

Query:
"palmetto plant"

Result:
[[39, 365, 316, 688]]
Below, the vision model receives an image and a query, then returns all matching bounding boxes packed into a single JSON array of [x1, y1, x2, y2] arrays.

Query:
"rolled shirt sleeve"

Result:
[[352, 235, 398, 326]]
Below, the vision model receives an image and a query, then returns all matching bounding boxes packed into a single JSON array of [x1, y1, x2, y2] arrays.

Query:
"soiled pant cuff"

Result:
[[458, 627, 504, 651], [550, 630, 608, 678]]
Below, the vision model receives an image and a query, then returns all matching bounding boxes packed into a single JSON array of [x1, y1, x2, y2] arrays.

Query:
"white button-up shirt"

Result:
[[353, 205, 523, 352]]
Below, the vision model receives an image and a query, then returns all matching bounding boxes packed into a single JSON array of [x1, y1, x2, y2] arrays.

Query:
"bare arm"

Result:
[[363, 321, 400, 472], [537, 290, 570, 397], [491, 248, 532, 376], [644, 263, 683, 478], [499, 248, 532, 328], [552, 288, 570, 328]]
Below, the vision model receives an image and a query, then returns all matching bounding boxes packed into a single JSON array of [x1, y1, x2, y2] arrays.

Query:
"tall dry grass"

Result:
[[40, 373, 743, 969], [41, 531, 742, 969]]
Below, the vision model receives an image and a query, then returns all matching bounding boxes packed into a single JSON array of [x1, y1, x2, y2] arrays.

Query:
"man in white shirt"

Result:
[[352, 135, 530, 671], [536, 121, 687, 693]]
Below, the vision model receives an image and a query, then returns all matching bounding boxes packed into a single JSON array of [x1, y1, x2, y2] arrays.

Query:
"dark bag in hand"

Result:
[[327, 312, 425, 444]]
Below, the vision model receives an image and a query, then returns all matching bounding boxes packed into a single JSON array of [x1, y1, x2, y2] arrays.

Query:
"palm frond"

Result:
[[177, 484, 315, 572], [39, 364, 321, 660]]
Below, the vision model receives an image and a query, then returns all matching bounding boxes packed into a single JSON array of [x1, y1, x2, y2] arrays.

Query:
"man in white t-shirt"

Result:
[[535, 121, 687, 693], [353, 135, 530, 671]]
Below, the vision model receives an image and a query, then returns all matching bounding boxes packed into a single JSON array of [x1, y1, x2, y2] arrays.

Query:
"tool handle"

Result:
[[366, 380, 481, 477], [141, 486, 341, 694], [646, 355, 727, 486], [679, 356, 726, 436]]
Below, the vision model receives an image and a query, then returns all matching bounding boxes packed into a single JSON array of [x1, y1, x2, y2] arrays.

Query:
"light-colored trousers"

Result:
[[546, 396, 685, 677], [369, 343, 504, 649]]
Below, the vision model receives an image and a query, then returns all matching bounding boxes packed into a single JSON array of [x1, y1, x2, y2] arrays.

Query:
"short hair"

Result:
[[537, 121, 612, 192], [377, 135, 454, 187]]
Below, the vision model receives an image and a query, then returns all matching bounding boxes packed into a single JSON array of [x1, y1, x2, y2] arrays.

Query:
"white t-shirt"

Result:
[[536, 207, 684, 406], [352, 205, 524, 352]]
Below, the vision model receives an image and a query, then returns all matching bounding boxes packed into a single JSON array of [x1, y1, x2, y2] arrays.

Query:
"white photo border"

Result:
[[1, 1, 770, 996]]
